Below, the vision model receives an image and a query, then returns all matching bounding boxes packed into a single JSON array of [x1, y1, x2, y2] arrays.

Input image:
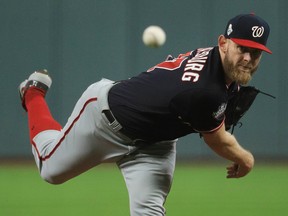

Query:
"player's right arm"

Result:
[[201, 123, 254, 178]]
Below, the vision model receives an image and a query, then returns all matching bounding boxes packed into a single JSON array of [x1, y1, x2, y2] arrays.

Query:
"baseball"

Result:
[[142, 25, 166, 48]]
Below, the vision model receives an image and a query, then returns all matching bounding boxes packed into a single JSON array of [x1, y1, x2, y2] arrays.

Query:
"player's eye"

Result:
[[237, 46, 262, 59], [237, 46, 248, 54], [250, 49, 262, 59]]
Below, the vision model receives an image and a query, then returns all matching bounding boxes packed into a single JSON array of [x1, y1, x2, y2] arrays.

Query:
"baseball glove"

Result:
[[225, 86, 275, 133]]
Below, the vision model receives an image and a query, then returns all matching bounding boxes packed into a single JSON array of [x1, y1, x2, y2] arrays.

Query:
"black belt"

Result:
[[102, 109, 137, 141], [102, 109, 124, 133], [102, 109, 149, 146], [102, 109, 117, 125]]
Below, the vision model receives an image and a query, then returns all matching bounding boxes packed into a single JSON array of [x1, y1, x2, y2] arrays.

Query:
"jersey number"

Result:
[[147, 48, 210, 83], [147, 57, 187, 72], [147, 57, 200, 82]]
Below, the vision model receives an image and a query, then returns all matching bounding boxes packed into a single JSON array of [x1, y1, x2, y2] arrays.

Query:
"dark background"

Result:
[[0, 0, 286, 160]]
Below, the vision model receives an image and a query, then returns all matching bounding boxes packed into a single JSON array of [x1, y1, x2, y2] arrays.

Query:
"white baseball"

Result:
[[142, 25, 166, 48]]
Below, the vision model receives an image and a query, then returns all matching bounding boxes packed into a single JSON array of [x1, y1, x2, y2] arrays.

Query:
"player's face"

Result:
[[223, 40, 262, 85]]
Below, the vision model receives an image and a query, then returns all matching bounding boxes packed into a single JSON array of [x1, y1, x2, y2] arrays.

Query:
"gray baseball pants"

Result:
[[31, 78, 177, 216]]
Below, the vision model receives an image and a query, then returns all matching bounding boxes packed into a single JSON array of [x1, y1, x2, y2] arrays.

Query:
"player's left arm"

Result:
[[202, 123, 254, 178]]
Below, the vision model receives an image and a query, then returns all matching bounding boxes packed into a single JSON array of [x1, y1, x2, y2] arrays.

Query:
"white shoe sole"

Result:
[[19, 80, 28, 98]]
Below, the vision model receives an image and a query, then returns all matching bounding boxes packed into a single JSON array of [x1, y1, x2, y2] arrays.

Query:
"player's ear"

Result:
[[218, 35, 228, 53]]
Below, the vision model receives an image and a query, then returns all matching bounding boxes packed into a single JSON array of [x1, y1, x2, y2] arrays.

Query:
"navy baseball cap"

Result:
[[224, 14, 272, 54]]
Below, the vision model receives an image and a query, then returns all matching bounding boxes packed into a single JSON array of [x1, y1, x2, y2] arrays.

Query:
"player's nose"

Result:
[[242, 52, 252, 62]]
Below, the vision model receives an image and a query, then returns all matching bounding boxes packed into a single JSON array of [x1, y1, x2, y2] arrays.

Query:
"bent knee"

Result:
[[40, 171, 70, 185]]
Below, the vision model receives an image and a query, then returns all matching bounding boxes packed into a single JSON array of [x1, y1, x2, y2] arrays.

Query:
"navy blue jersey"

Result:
[[108, 46, 238, 141]]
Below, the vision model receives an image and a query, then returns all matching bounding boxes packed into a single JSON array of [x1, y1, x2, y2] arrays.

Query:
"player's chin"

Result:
[[235, 72, 252, 85]]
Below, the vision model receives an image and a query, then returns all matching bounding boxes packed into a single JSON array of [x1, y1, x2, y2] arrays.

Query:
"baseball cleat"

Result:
[[19, 69, 52, 110]]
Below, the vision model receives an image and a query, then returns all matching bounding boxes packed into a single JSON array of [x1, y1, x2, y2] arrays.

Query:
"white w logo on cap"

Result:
[[252, 26, 264, 37]]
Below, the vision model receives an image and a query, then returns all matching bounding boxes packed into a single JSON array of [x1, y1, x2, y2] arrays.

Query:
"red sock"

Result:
[[25, 87, 62, 142]]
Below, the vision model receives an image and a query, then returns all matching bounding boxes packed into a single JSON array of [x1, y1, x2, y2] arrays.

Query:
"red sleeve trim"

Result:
[[193, 118, 225, 134]]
